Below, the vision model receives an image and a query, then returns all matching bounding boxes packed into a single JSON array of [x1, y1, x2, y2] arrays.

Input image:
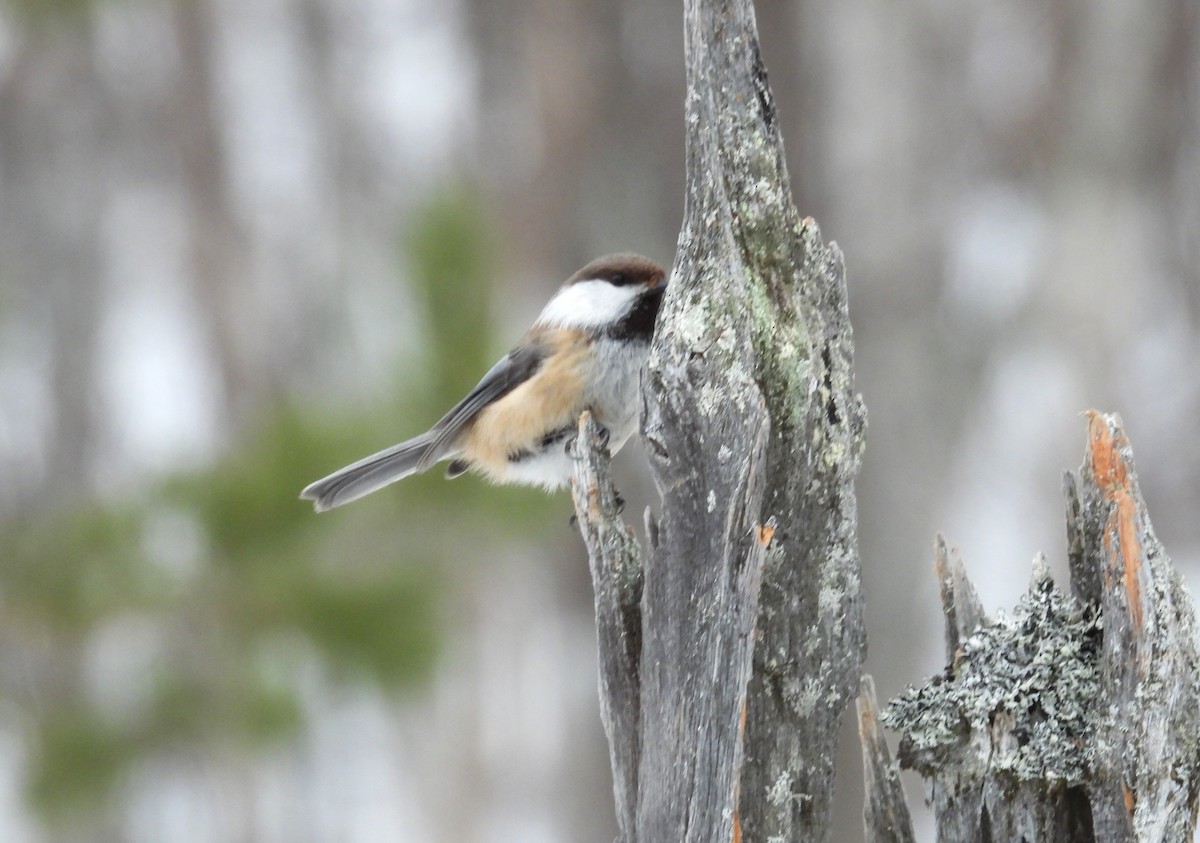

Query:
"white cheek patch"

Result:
[[536, 279, 637, 329]]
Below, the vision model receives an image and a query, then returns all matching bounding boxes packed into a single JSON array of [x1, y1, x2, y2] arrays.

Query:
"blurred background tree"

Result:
[[0, 0, 1196, 840]]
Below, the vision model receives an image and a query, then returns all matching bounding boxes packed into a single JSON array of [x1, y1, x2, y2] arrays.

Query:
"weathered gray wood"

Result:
[[934, 533, 985, 664], [881, 412, 1200, 842], [569, 411, 645, 837], [570, 0, 867, 838], [858, 675, 917, 843], [1074, 411, 1200, 841]]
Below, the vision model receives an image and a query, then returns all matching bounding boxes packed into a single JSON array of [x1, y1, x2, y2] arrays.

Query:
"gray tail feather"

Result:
[[300, 433, 446, 512]]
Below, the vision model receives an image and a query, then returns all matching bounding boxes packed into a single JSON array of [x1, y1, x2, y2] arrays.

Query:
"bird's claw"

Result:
[[565, 424, 611, 458]]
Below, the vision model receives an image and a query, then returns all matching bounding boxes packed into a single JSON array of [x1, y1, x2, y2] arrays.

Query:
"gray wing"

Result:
[[300, 342, 546, 511], [418, 342, 547, 470]]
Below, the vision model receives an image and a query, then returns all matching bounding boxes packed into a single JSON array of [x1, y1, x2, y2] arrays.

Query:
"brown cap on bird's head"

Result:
[[565, 253, 667, 289]]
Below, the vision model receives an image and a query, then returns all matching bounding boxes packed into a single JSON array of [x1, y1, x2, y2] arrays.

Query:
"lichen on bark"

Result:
[[886, 559, 1102, 785], [877, 414, 1200, 843]]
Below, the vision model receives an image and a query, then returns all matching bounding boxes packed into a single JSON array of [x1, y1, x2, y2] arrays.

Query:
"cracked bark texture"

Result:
[[880, 412, 1200, 842], [571, 0, 867, 839]]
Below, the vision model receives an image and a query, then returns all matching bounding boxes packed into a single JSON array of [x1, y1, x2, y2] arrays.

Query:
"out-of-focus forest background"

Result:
[[0, 0, 1197, 840]]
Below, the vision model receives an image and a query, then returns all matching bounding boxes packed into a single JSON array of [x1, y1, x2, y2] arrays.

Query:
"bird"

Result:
[[300, 253, 668, 512]]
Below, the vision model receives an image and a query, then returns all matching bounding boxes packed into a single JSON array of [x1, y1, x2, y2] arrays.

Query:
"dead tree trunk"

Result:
[[865, 412, 1200, 842], [570, 0, 1200, 839], [570, 0, 867, 839]]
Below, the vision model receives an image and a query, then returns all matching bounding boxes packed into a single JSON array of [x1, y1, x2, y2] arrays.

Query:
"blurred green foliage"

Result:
[[27, 710, 132, 819], [3, 0, 103, 32], [0, 187, 557, 826]]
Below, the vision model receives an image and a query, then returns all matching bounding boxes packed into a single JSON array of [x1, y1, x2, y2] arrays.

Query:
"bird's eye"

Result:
[[610, 272, 628, 286]]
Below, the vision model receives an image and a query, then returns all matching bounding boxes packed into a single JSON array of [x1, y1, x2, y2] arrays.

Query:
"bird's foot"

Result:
[[564, 424, 611, 458]]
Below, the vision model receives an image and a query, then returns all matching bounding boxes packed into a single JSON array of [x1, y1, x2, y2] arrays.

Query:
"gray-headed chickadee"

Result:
[[301, 253, 668, 511]]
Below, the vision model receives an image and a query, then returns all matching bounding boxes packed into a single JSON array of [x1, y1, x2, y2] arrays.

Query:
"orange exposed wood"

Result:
[[1086, 411, 1144, 634], [859, 703, 875, 737], [756, 522, 776, 546]]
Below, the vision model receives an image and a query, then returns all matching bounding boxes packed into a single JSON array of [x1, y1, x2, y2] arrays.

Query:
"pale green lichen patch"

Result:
[[818, 556, 859, 622], [884, 570, 1102, 786], [782, 674, 825, 718], [765, 770, 793, 807]]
